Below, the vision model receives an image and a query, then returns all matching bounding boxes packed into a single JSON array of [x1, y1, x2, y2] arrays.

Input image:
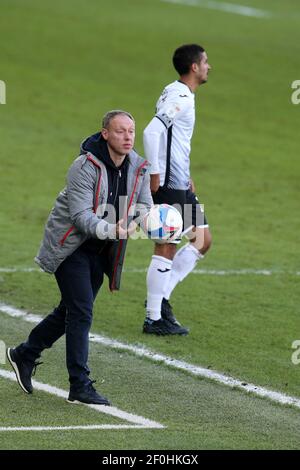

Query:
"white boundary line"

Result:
[[0, 268, 39, 273], [1, 302, 300, 412], [0, 369, 164, 431], [1, 267, 299, 276], [161, 0, 272, 18], [0, 425, 153, 432]]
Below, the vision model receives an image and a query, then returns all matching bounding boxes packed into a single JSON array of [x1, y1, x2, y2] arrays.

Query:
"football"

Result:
[[144, 204, 183, 244]]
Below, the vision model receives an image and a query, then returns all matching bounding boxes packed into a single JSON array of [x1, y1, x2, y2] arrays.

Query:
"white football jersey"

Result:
[[154, 80, 195, 190]]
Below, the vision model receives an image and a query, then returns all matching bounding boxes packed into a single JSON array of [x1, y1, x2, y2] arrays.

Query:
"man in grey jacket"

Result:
[[7, 110, 152, 406]]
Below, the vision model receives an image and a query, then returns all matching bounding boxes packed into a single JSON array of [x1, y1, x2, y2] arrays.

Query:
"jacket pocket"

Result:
[[59, 226, 75, 246]]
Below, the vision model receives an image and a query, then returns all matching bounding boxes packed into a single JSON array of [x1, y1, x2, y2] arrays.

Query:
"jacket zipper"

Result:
[[111, 162, 147, 290], [113, 170, 121, 207]]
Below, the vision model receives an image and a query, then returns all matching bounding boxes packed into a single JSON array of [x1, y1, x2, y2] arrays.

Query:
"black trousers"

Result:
[[17, 246, 108, 391]]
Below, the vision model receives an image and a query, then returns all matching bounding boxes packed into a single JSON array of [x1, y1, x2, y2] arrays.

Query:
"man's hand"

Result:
[[127, 220, 137, 236], [116, 219, 137, 239], [115, 219, 127, 239], [150, 174, 160, 194]]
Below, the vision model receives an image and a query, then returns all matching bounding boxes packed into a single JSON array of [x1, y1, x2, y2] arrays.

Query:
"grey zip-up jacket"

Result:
[[35, 148, 152, 290]]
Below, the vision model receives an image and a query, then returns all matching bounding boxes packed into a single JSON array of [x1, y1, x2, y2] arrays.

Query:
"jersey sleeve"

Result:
[[143, 117, 166, 174]]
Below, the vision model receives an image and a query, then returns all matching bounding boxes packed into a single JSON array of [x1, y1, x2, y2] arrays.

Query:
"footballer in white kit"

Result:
[[150, 79, 196, 190], [143, 44, 212, 335]]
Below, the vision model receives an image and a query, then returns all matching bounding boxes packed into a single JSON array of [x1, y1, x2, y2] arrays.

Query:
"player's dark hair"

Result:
[[173, 44, 205, 75]]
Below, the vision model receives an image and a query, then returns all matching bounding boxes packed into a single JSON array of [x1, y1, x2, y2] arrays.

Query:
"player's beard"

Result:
[[201, 73, 209, 84]]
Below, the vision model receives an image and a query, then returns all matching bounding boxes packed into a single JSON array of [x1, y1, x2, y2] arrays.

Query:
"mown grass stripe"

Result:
[[1, 302, 300, 412], [1, 267, 299, 276]]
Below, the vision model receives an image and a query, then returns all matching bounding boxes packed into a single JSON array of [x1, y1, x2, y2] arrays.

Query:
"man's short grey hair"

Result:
[[102, 110, 135, 129]]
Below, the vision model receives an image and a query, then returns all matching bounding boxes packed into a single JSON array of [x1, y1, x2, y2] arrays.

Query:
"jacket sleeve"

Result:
[[67, 158, 115, 239]]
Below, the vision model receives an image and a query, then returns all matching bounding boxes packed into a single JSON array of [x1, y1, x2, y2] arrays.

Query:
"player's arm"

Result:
[[143, 117, 165, 193], [189, 178, 196, 193]]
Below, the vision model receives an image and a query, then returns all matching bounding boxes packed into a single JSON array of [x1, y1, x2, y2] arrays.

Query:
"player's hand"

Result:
[[150, 174, 160, 194], [189, 178, 196, 193]]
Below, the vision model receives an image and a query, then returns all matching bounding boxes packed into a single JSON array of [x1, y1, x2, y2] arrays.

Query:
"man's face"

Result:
[[102, 115, 135, 156], [194, 52, 211, 84]]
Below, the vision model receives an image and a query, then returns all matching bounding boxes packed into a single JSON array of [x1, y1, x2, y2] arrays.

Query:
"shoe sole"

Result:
[[143, 329, 189, 336], [66, 398, 111, 406], [6, 348, 32, 394]]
